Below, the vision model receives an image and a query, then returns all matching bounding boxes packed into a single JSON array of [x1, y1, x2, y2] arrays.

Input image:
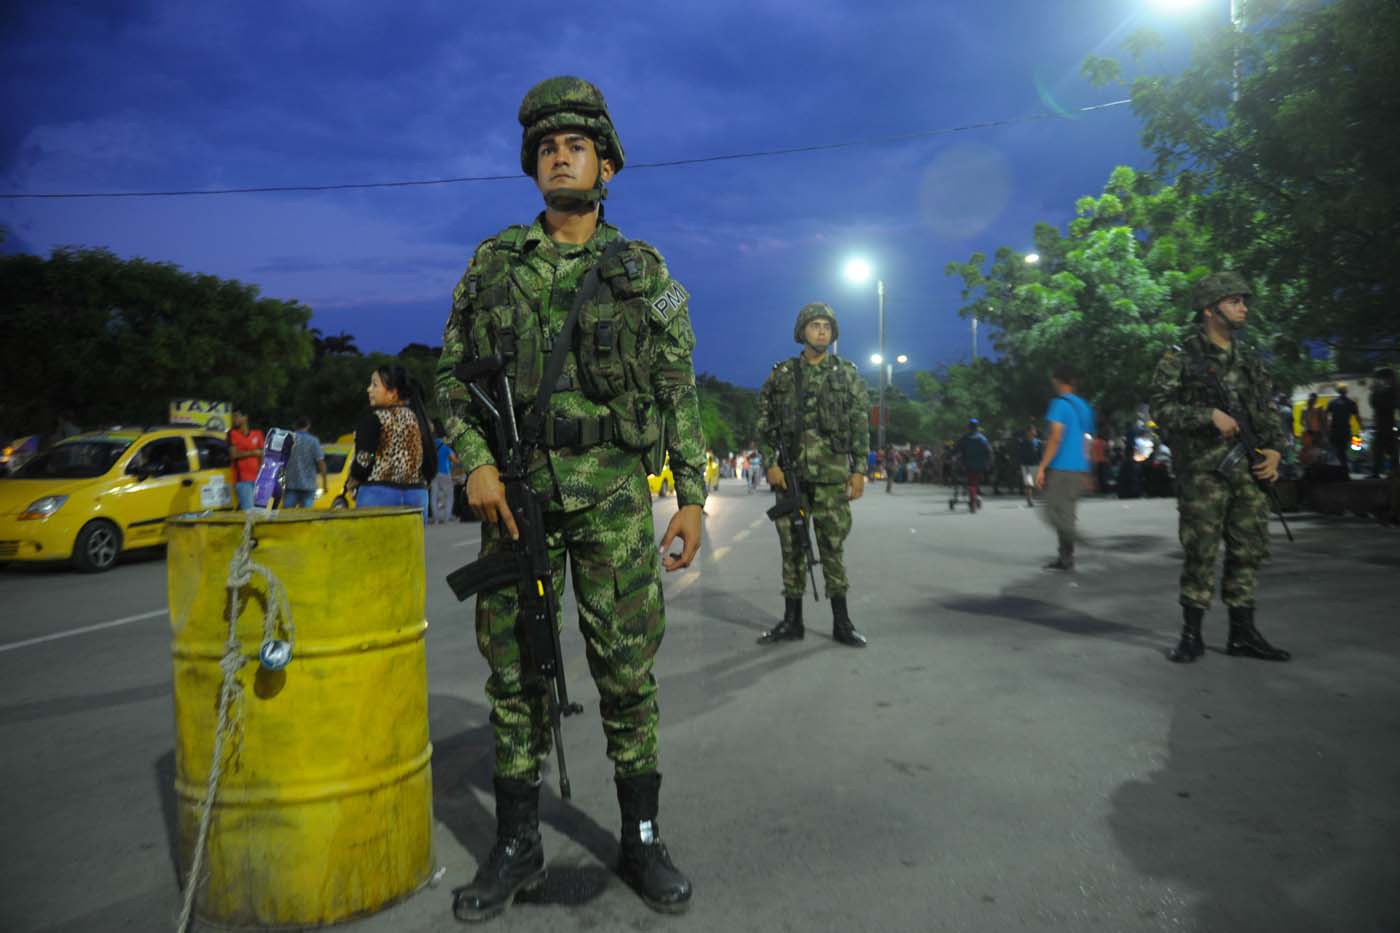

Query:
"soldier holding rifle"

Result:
[[437, 76, 703, 920], [1149, 272, 1291, 665], [755, 303, 871, 648]]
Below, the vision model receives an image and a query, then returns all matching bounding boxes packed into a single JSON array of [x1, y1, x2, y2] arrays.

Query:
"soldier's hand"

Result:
[[660, 504, 703, 571], [1212, 409, 1240, 438], [467, 465, 518, 540], [1252, 448, 1282, 482], [766, 466, 786, 490], [847, 472, 865, 500]]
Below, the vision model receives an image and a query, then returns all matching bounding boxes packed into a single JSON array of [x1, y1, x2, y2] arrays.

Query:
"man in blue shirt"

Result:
[[282, 417, 326, 509], [1036, 367, 1095, 571]]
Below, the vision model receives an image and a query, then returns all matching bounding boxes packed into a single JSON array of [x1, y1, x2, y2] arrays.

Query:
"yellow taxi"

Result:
[[311, 438, 355, 510], [0, 427, 234, 572], [647, 453, 674, 498]]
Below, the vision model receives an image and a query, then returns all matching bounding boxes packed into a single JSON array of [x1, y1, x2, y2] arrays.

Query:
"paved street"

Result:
[[2, 481, 1397, 933]]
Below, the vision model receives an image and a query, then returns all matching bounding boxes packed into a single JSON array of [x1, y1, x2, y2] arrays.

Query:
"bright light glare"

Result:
[[870, 353, 884, 366], [844, 258, 872, 285], [896, 354, 909, 364], [1148, 0, 1206, 11], [1025, 253, 1040, 264]]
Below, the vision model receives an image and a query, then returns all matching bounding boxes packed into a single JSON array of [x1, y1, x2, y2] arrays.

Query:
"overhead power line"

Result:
[[0, 99, 1133, 201]]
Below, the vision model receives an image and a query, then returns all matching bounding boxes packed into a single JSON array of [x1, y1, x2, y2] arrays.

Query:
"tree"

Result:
[[0, 247, 311, 434], [695, 373, 758, 455], [1084, 0, 1400, 354]]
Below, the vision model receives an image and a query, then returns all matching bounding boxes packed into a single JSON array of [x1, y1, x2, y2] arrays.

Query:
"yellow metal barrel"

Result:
[[167, 509, 433, 928]]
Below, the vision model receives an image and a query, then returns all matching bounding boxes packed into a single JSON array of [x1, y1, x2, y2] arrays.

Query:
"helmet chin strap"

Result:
[[543, 165, 608, 212]]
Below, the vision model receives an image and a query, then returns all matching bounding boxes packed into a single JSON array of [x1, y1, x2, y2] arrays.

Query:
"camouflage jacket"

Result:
[[1149, 327, 1285, 475], [436, 216, 706, 511], [756, 353, 870, 485]]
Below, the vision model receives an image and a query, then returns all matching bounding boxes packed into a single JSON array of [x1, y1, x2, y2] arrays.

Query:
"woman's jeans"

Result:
[[355, 484, 429, 522]]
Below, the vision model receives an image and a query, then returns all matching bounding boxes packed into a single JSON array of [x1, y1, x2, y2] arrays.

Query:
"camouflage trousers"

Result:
[[775, 481, 852, 598], [475, 471, 665, 781], [1176, 467, 1270, 609]]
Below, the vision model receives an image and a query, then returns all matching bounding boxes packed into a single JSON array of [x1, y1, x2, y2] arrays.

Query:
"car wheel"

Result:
[[72, 520, 122, 573]]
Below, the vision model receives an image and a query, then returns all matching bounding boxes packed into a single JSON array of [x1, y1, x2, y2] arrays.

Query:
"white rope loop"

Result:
[[176, 509, 294, 932]]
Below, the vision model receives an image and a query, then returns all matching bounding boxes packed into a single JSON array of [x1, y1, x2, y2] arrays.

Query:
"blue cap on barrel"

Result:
[[259, 639, 293, 671]]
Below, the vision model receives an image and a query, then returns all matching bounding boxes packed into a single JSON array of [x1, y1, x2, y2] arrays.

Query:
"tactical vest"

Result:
[[456, 226, 660, 451], [771, 356, 856, 453]]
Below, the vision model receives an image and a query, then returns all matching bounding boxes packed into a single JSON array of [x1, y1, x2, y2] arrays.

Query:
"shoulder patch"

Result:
[[650, 279, 689, 324]]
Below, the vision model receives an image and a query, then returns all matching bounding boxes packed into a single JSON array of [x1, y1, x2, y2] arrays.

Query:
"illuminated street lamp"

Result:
[[869, 353, 910, 445], [1024, 252, 1040, 265], [1154, 0, 1246, 98], [844, 257, 888, 450]]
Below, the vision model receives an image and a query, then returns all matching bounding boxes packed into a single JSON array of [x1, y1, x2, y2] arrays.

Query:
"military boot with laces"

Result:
[[831, 595, 867, 647], [616, 772, 692, 914], [757, 597, 804, 644], [1168, 606, 1205, 663], [1226, 606, 1291, 662], [452, 776, 547, 922]]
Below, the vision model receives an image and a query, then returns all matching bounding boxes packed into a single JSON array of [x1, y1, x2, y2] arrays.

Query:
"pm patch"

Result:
[[650, 279, 689, 324]]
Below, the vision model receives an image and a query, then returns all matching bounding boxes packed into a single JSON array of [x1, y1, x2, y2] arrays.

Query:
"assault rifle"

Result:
[[1198, 360, 1295, 543], [445, 354, 584, 798], [765, 441, 822, 600]]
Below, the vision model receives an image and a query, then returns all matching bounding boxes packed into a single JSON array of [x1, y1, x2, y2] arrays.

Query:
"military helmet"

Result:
[[793, 302, 840, 343], [1190, 271, 1252, 311], [518, 76, 626, 177]]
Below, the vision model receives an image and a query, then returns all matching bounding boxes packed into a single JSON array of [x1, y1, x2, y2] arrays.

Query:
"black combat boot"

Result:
[[831, 596, 867, 647], [1226, 606, 1291, 662], [757, 597, 804, 644], [1168, 606, 1205, 663], [452, 776, 547, 922], [616, 772, 692, 914]]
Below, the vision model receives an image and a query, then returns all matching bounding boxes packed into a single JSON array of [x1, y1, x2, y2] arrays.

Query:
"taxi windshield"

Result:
[[13, 440, 132, 478]]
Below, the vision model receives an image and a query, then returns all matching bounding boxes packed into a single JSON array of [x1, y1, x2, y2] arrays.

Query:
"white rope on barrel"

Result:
[[176, 509, 294, 933]]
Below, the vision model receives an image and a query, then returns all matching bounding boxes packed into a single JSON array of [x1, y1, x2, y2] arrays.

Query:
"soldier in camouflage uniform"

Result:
[[436, 77, 701, 920], [1149, 271, 1291, 664], [755, 303, 871, 648]]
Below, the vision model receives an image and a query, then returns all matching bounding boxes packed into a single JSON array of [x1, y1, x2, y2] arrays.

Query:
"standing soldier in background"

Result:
[[1150, 272, 1290, 664], [437, 76, 702, 920], [755, 303, 870, 648]]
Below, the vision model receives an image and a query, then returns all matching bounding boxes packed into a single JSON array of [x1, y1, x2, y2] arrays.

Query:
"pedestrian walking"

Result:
[[1035, 368, 1094, 570], [755, 302, 870, 648], [954, 419, 992, 512], [1017, 424, 1042, 507], [281, 417, 326, 509], [430, 421, 457, 524], [1149, 271, 1290, 663], [436, 76, 702, 919], [1326, 383, 1361, 476]]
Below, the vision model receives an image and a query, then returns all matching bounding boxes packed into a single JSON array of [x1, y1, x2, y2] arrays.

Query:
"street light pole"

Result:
[[971, 314, 978, 362], [877, 279, 886, 451]]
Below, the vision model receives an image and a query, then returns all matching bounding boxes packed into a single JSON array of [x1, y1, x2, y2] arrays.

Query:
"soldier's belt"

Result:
[[525, 413, 617, 449]]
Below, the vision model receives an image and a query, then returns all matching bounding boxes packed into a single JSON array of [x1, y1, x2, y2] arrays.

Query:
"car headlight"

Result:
[[20, 495, 68, 520]]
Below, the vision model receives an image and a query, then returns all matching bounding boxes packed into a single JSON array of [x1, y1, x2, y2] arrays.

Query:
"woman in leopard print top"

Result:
[[347, 365, 436, 520]]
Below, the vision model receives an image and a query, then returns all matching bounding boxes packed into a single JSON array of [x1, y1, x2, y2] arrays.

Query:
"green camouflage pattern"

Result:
[[774, 481, 853, 598], [1175, 468, 1269, 608], [1151, 325, 1282, 609], [1189, 271, 1253, 311], [792, 302, 840, 343], [474, 472, 664, 779], [437, 215, 707, 510], [517, 76, 625, 176], [756, 354, 870, 485], [1149, 327, 1284, 473]]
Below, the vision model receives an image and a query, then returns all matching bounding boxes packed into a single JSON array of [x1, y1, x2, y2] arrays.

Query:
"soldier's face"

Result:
[[1210, 294, 1248, 330], [803, 319, 833, 349], [535, 130, 615, 195]]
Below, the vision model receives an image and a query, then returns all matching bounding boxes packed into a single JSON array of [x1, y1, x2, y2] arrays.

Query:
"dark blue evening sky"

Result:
[[1, 1, 1217, 387]]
